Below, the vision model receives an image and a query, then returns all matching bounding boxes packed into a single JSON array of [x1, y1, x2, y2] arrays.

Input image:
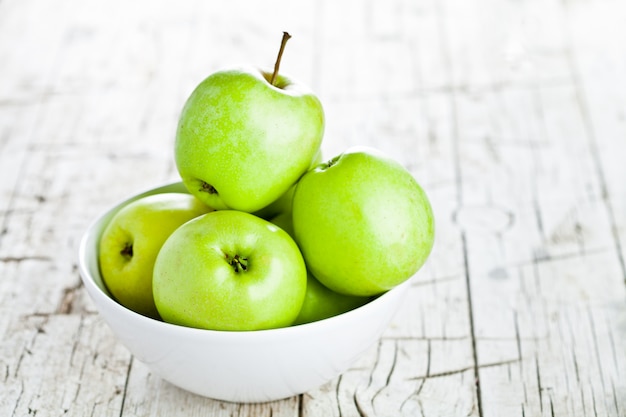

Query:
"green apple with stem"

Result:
[[153, 210, 307, 331], [292, 147, 435, 297], [175, 32, 324, 212], [270, 212, 370, 325], [98, 193, 212, 319]]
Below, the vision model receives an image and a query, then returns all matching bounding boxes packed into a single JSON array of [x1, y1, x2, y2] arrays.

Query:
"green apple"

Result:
[[292, 147, 435, 297], [268, 211, 296, 236], [270, 212, 370, 325], [252, 185, 297, 221], [175, 35, 324, 212], [153, 210, 307, 331], [253, 148, 323, 220], [294, 273, 372, 325], [98, 193, 212, 319]]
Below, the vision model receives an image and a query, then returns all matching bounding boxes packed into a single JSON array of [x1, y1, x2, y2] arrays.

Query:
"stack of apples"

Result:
[[98, 33, 435, 331]]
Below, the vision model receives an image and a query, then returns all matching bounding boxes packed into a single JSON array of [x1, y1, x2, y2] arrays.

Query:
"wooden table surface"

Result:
[[1, 0, 625, 415]]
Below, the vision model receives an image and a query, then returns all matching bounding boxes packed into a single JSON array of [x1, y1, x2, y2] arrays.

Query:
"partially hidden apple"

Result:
[[153, 210, 307, 331], [253, 148, 323, 220], [294, 274, 372, 326], [98, 193, 212, 319], [175, 33, 324, 212], [292, 147, 435, 297], [270, 212, 370, 325]]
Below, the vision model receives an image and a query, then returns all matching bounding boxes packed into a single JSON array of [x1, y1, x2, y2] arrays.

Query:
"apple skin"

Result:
[[98, 193, 212, 319], [294, 274, 372, 325], [175, 67, 324, 212], [267, 211, 296, 237], [153, 210, 308, 331], [270, 212, 370, 325], [292, 147, 435, 297], [253, 148, 323, 220]]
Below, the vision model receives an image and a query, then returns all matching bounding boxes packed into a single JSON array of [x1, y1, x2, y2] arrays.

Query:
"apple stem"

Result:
[[270, 32, 291, 86], [228, 254, 249, 273]]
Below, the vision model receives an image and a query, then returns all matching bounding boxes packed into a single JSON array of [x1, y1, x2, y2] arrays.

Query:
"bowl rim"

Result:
[[78, 181, 412, 339]]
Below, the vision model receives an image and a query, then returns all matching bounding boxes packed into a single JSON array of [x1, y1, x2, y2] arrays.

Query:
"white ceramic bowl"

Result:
[[78, 182, 411, 403]]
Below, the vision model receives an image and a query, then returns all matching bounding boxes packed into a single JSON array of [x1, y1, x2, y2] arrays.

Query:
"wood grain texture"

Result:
[[0, 0, 624, 415]]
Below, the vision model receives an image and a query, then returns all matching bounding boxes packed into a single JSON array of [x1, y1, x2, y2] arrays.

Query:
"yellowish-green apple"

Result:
[[270, 212, 370, 325], [292, 147, 435, 296], [98, 193, 212, 319], [153, 210, 307, 331], [175, 35, 324, 212]]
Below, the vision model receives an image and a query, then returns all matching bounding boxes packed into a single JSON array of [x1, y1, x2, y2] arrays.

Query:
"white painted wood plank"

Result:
[[563, 0, 626, 284], [442, 0, 626, 414], [121, 359, 300, 417], [0, 314, 131, 416], [442, 0, 571, 89], [302, 338, 478, 417]]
